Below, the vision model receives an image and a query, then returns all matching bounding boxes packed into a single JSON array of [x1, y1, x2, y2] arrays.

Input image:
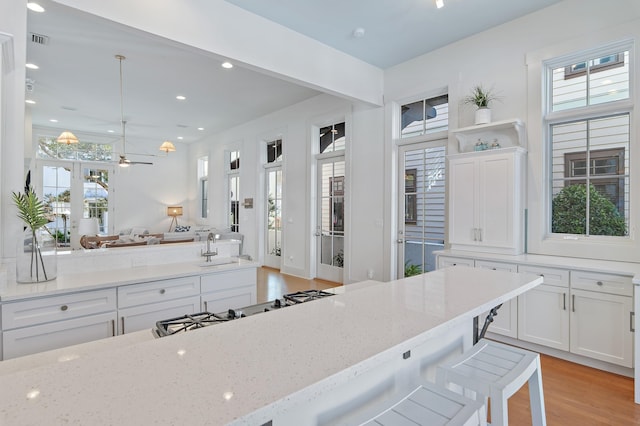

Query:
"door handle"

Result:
[[631, 312, 635, 332], [563, 293, 566, 310], [397, 238, 404, 243], [572, 294, 575, 312]]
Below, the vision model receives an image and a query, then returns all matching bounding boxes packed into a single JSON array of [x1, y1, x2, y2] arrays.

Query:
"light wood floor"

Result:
[[256, 267, 640, 425]]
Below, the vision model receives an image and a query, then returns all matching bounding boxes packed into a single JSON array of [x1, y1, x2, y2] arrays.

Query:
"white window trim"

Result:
[[526, 31, 639, 262]]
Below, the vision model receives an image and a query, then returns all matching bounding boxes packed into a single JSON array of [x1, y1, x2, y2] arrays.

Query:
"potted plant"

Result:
[[12, 186, 57, 283], [463, 85, 500, 125]]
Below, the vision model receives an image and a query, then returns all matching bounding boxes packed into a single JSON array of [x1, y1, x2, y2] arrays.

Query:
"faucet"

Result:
[[201, 232, 219, 262]]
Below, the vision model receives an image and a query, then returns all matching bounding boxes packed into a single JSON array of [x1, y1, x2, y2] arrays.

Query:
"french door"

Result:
[[264, 166, 282, 268], [315, 156, 345, 283], [38, 161, 113, 249], [397, 141, 446, 277]]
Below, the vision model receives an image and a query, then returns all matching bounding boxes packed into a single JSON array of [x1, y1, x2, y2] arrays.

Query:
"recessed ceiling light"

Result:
[[26, 63, 39, 70], [197, 127, 204, 131], [107, 130, 115, 133], [435, 0, 444, 9], [177, 136, 184, 140], [25, 99, 36, 104], [352, 27, 365, 38], [49, 119, 58, 123], [221, 62, 233, 69], [27, 3, 45, 13], [176, 95, 186, 100]]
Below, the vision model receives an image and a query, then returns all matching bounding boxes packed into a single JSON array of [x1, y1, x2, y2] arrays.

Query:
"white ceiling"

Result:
[[26, 0, 562, 151], [225, 0, 562, 69]]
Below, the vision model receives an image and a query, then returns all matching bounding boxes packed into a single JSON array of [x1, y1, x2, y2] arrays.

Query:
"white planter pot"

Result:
[[475, 108, 492, 125]]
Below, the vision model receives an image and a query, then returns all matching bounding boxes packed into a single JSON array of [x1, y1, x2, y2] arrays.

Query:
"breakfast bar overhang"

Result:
[[0, 266, 542, 425]]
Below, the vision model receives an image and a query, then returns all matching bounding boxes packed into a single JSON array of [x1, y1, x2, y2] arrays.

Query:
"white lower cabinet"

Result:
[[201, 269, 257, 313], [117, 276, 201, 334], [570, 288, 633, 367], [118, 296, 201, 334], [3, 312, 117, 359], [518, 284, 569, 351], [1, 288, 117, 360], [437, 253, 634, 369]]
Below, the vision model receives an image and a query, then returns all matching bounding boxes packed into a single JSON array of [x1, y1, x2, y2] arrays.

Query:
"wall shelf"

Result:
[[451, 119, 526, 153]]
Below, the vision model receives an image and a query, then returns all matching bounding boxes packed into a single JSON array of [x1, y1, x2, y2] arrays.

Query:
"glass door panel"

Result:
[[317, 158, 344, 282], [265, 168, 282, 267]]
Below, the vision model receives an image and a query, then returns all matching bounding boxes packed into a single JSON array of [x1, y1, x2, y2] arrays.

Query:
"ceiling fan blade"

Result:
[[118, 155, 153, 166]]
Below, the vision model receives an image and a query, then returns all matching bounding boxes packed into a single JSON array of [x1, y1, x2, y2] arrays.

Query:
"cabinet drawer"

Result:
[[118, 276, 200, 308], [437, 256, 474, 269], [2, 289, 117, 330], [475, 260, 517, 272], [570, 271, 632, 296], [201, 268, 256, 293], [518, 265, 569, 288]]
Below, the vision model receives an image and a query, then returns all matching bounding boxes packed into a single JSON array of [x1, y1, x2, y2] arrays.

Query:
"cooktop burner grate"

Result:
[[283, 289, 334, 304], [155, 312, 230, 337]]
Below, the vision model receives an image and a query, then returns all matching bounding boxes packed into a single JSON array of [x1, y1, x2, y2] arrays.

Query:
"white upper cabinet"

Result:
[[448, 146, 526, 254]]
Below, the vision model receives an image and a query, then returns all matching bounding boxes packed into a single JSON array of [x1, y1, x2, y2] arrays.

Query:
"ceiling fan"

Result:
[[115, 54, 153, 167]]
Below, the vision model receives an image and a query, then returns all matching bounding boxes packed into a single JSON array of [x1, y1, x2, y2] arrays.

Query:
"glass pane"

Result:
[[267, 169, 282, 256], [201, 179, 208, 218], [229, 175, 239, 232], [42, 165, 72, 247], [230, 151, 240, 170], [552, 51, 629, 112], [319, 122, 345, 153], [402, 145, 446, 275], [83, 168, 109, 234], [267, 139, 282, 163], [401, 95, 448, 138]]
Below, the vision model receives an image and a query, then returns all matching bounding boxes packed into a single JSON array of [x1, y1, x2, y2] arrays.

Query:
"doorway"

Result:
[[397, 141, 446, 277]]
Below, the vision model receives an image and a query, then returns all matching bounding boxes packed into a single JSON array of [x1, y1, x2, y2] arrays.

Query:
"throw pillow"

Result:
[[175, 225, 191, 232]]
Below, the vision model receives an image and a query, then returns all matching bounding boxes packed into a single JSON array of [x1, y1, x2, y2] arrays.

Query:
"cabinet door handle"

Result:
[[631, 312, 635, 332], [204, 301, 208, 312], [478, 228, 482, 242], [563, 293, 566, 310], [596, 281, 604, 286], [572, 294, 575, 312], [121, 317, 125, 334], [159, 289, 166, 295], [111, 319, 116, 336], [60, 305, 68, 311], [472, 228, 477, 241]]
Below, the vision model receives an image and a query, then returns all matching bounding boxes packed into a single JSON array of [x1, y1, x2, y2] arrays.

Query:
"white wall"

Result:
[[383, 0, 640, 264], [190, 94, 385, 282]]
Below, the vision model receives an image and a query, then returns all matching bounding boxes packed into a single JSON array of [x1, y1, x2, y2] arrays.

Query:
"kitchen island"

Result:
[[0, 266, 542, 425]]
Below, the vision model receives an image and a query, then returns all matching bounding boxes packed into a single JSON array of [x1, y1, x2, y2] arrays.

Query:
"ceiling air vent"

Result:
[[29, 32, 49, 45]]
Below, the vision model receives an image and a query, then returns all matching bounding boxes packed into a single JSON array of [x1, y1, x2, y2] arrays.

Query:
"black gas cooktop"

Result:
[[154, 289, 335, 337]]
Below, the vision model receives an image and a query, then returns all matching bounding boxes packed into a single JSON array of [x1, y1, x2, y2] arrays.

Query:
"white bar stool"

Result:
[[353, 380, 486, 426], [436, 339, 546, 426]]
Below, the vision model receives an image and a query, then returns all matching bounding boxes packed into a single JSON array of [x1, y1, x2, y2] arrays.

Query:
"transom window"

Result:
[[400, 94, 449, 138], [37, 134, 113, 162], [319, 122, 345, 153]]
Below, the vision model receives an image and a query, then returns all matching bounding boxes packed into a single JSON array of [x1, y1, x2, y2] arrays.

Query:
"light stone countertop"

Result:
[[0, 256, 258, 302], [0, 267, 542, 425]]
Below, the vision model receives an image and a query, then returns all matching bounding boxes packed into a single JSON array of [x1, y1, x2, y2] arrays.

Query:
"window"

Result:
[[265, 139, 283, 258], [319, 122, 345, 153], [546, 45, 631, 237], [198, 156, 208, 218], [404, 169, 417, 224], [228, 150, 240, 232], [37, 134, 113, 161], [401, 94, 449, 138]]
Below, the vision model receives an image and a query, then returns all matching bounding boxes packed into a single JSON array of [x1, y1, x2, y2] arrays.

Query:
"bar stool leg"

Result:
[[490, 390, 507, 426], [529, 357, 547, 426]]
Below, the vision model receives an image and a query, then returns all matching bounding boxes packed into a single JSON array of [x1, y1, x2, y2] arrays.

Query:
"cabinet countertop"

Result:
[[436, 249, 640, 284], [0, 267, 542, 425], [0, 258, 259, 302]]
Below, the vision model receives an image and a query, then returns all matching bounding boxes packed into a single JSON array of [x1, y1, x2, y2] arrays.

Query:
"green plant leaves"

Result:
[[12, 187, 50, 231]]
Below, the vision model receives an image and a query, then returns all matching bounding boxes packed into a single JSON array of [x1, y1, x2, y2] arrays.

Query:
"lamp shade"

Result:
[[167, 206, 183, 217], [77, 217, 99, 236], [57, 131, 79, 145], [159, 141, 176, 153]]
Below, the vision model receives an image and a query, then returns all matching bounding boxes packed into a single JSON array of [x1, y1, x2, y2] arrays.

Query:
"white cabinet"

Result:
[[448, 147, 526, 255], [1, 289, 117, 360], [201, 268, 257, 313], [569, 274, 633, 368], [475, 260, 518, 338], [437, 252, 634, 369], [117, 276, 201, 334]]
